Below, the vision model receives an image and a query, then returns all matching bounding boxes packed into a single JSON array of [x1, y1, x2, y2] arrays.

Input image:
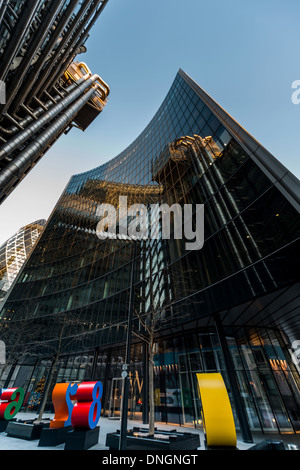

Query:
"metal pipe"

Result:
[[52, 86, 65, 98], [65, 62, 109, 97], [76, 62, 90, 76], [95, 76, 110, 99], [43, 91, 57, 104], [0, 84, 100, 197], [0, 76, 90, 137], [32, 97, 48, 111], [10, 0, 80, 115], [20, 104, 39, 120], [61, 74, 92, 93], [3, 0, 64, 114], [75, 62, 110, 98], [0, 0, 41, 82], [3, 113, 24, 130], [0, 74, 105, 160], [26, 0, 92, 103], [42, 0, 107, 94], [2, 14, 13, 33], [0, 1, 9, 26], [0, 104, 47, 136]]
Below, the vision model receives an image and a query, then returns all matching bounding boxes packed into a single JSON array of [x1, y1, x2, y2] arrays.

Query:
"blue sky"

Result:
[[0, 0, 299, 245]]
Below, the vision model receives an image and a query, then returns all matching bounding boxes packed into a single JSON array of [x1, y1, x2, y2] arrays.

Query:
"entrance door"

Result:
[[108, 373, 143, 421], [178, 352, 203, 427], [108, 377, 124, 419]]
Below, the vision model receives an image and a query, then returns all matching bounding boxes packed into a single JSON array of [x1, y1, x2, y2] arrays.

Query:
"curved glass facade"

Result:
[[0, 70, 299, 434]]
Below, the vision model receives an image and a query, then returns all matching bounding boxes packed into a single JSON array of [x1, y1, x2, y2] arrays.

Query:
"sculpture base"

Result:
[[38, 425, 73, 447], [106, 427, 200, 450], [6, 420, 50, 440], [64, 426, 100, 450], [0, 420, 10, 432]]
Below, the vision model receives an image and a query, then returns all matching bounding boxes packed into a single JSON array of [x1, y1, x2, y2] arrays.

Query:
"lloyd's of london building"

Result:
[[0, 69, 299, 438], [0, 0, 110, 203]]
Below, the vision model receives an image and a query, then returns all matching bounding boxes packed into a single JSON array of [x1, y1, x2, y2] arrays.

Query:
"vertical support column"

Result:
[[101, 351, 111, 418], [142, 341, 149, 424], [91, 347, 99, 380], [3, 363, 15, 388], [119, 241, 137, 450], [213, 313, 253, 443]]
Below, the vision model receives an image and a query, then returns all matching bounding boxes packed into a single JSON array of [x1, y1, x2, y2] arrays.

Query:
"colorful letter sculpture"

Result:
[[71, 381, 103, 430], [50, 383, 78, 428], [0, 381, 103, 449], [50, 381, 102, 430], [0, 387, 25, 421], [196, 373, 237, 447]]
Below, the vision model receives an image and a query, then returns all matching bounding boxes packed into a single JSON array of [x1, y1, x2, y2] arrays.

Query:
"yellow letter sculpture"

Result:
[[196, 373, 237, 447]]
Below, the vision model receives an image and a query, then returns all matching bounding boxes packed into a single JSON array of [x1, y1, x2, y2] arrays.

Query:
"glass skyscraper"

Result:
[[0, 69, 299, 436], [0, 219, 45, 302]]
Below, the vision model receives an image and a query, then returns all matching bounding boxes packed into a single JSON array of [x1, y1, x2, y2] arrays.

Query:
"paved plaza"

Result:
[[0, 412, 299, 451]]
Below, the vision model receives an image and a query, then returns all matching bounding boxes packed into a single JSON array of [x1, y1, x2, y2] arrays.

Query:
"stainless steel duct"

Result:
[[9, 0, 80, 117], [0, 0, 41, 82], [45, 0, 109, 94], [0, 73, 106, 160], [0, 1, 9, 26], [3, 0, 64, 114], [0, 84, 100, 196], [0, 74, 93, 137], [26, 0, 92, 103]]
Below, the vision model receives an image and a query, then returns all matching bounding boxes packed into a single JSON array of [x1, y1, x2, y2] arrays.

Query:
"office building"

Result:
[[0, 0, 110, 203], [0, 70, 299, 437], [0, 219, 46, 302]]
